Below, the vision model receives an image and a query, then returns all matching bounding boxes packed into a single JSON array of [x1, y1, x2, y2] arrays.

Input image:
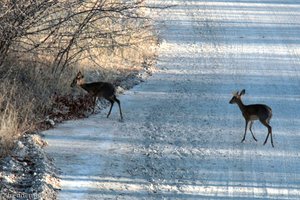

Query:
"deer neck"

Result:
[[77, 79, 90, 92], [236, 99, 246, 113]]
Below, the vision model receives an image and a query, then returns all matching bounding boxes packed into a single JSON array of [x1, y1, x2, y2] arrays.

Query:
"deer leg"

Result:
[[241, 120, 248, 143], [107, 99, 114, 118], [113, 95, 123, 121], [249, 121, 257, 141], [92, 96, 97, 114], [270, 128, 274, 147], [261, 120, 274, 147]]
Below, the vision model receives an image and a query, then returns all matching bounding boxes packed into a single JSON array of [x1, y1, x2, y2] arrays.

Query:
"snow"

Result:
[[43, 0, 300, 199]]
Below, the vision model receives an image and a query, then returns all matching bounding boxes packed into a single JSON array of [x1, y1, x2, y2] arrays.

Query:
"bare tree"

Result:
[[0, 0, 58, 65], [0, 0, 155, 73]]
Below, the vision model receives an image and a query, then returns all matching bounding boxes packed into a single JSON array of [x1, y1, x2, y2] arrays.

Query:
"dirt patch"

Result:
[[0, 133, 59, 200]]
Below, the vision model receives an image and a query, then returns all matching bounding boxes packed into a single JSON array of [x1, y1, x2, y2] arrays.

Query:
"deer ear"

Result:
[[232, 91, 239, 96], [240, 89, 246, 96], [77, 71, 84, 78]]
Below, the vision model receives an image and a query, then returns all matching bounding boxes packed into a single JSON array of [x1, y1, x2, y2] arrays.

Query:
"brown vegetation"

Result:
[[0, 0, 157, 157]]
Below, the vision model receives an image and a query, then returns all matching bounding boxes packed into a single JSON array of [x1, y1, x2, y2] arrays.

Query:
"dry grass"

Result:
[[0, 63, 74, 157], [0, 1, 158, 157], [76, 20, 158, 82]]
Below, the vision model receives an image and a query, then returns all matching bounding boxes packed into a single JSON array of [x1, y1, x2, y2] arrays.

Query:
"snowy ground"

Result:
[[43, 0, 300, 199]]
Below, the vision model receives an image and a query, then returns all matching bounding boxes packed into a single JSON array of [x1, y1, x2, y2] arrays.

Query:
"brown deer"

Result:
[[229, 89, 274, 147], [71, 71, 123, 121]]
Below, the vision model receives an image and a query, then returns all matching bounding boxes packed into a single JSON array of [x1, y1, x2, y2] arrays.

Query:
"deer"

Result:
[[71, 71, 123, 121], [229, 89, 274, 147]]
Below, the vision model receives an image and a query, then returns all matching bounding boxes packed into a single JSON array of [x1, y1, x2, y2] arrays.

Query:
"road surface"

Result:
[[44, 0, 300, 199]]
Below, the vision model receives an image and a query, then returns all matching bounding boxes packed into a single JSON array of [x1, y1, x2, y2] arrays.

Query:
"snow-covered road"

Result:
[[44, 0, 300, 199]]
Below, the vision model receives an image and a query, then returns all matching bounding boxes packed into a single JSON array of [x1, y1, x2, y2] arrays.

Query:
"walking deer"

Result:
[[229, 89, 274, 147], [71, 71, 123, 121]]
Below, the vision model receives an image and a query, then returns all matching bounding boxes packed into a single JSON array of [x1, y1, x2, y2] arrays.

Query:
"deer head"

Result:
[[71, 71, 84, 87], [229, 89, 245, 104]]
